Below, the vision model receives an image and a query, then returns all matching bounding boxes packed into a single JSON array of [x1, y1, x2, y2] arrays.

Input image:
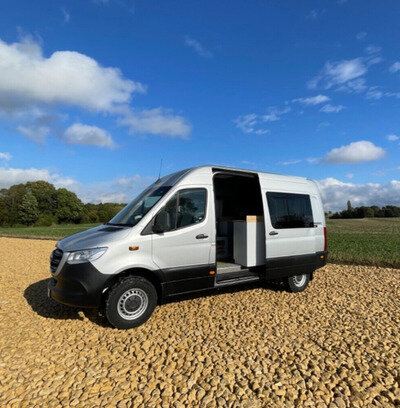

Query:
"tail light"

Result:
[[323, 227, 327, 252]]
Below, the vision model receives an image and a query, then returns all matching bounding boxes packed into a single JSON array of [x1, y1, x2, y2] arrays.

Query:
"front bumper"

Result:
[[48, 261, 110, 308]]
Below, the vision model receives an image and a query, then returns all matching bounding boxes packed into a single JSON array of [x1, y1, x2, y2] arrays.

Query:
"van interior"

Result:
[[213, 170, 265, 283]]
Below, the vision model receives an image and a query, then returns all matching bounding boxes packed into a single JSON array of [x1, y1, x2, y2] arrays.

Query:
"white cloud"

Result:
[[384, 91, 400, 99], [63, 123, 116, 148], [292, 94, 330, 105], [320, 104, 344, 113], [0, 36, 192, 140], [76, 175, 155, 203], [234, 114, 269, 135], [234, 106, 290, 134], [240, 160, 257, 167], [356, 32, 367, 41], [281, 159, 302, 166], [389, 62, 400, 73], [0, 167, 75, 189], [324, 141, 386, 164], [61, 8, 70, 23], [306, 9, 325, 20], [317, 178, 400, 211], [365, 45, 382, 55], [184, 36, 212, 58], [262, 106, 291, 122], [0, 152, 11, 161], [118, 108, 191, 139], [308, 58, 367, 90], [387, 134, 399, 141], [366, 87, 383, 100], [279, 157, 320, 166], [0, 166, 155, 204], [338, 77, 367, 93], [17, 125, 50, 143], [0, 36, 144, 112]]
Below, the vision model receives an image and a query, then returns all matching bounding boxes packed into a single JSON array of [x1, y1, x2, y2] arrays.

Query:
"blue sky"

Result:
[[0, 0, 399, 210]]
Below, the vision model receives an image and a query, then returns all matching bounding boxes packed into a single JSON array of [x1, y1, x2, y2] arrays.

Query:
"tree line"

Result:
[[0, 181, 126, 226], [329, 201, 400, 219]]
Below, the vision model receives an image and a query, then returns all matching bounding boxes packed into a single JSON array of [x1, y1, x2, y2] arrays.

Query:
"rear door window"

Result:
[[267, 192, 313, 229]]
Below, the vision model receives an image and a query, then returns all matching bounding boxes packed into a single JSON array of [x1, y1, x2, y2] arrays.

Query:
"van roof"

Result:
[[186, 165, 309, 181]]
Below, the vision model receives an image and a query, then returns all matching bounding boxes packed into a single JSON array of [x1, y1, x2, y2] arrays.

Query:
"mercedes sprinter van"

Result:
[[48, 166, 327, 329]]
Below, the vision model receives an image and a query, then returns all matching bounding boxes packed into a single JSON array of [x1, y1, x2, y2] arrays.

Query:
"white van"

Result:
[[48, 166, 327, 329]]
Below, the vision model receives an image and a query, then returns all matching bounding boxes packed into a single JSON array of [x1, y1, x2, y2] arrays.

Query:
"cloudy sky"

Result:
[[0, 0, 399, 211]]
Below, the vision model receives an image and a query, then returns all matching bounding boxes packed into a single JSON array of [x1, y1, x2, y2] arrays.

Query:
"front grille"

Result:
[[50, 248, 63, 274]]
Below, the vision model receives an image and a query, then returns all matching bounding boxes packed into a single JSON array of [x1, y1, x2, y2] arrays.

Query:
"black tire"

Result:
[[105, 276, 157, 329], [286, 273, 310, 293]]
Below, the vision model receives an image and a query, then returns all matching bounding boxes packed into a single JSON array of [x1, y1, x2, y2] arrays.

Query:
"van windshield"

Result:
[[107, 185, 172, 227]]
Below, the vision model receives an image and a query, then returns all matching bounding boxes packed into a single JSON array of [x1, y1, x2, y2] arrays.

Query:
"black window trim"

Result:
[[142, 187, 208, 235], [266, 191, 314, 230]]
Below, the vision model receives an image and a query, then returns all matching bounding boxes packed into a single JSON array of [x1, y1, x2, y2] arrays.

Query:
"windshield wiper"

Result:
[[105, 222, 134, 227]]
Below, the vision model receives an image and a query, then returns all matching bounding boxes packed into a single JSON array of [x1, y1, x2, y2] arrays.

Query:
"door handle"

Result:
[[269, 231, 279, 236], [196, 234, 208, 239]]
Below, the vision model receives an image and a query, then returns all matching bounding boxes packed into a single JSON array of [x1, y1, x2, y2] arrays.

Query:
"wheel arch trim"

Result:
[[102, 267, 165, 304]]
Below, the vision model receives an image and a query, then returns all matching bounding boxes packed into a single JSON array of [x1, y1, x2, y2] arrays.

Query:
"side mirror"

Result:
[[152, 210, 171, 233]]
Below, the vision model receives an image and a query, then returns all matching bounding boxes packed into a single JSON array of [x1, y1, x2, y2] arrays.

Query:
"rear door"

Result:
[[310, 194, 325, 252], [263, 191, 316, 258]]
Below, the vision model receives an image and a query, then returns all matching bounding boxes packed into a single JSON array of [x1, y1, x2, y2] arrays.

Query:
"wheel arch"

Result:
[[102, 267, 165, 305]]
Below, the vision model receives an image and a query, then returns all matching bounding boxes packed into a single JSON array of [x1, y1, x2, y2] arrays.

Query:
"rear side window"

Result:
[[163, 188, 207, 230], [267, 192, 313, 229]]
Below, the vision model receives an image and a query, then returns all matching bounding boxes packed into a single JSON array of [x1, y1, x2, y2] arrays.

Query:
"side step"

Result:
[[215, 270, 261, 287]]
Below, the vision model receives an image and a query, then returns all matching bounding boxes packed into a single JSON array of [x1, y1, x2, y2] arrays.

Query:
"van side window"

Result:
[[162, 188, 207, 230], [267, 192, 313, 229]]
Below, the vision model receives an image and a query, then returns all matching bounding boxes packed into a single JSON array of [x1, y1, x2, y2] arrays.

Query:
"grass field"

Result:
[[326, 217, 400, 268], [0, 223, 100, 239], [1, 218, 399, 268]]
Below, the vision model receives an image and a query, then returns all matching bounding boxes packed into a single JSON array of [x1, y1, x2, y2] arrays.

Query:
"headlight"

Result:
[[67, 247, 107, 264]]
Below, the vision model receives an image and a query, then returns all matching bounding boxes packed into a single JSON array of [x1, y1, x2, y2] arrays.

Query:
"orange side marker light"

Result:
[[209, 270, 216, 275], [129, 246, 139, 251]]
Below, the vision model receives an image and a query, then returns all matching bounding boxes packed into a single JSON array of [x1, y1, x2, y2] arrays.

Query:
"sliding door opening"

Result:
[[213, 171, 264, 274]]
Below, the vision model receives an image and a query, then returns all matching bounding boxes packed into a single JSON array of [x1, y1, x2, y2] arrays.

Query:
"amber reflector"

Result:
[[129, 246, 139, 251]]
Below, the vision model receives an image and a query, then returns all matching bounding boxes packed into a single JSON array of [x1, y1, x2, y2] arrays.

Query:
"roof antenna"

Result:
[[157, 158, 163, 180]]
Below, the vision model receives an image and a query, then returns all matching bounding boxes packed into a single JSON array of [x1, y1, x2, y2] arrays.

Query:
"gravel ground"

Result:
[[0, 237, 399, 408]]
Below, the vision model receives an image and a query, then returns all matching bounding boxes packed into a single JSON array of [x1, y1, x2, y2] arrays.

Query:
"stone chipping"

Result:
[[0, 237, 399, 407]]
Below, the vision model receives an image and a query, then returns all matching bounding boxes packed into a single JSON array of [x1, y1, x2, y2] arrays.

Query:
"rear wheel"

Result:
[[105, 276, 157, 329], [286, 273, 310, 292]]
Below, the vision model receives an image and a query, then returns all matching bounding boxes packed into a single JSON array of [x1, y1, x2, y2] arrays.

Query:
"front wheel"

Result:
[[286, 273, 310, 293], [105, 276, 157, 329]]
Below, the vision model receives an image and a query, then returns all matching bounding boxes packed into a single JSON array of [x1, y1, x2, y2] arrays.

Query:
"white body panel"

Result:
[[259, 173, 325, 259], [151, 184, 214, 269], [59, 165, 325, 277]]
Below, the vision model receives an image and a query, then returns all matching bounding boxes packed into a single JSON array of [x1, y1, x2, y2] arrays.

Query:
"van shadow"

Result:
[[24, 278, 107, 327], [164, 280, 284, 305], [25, 278, 284, 327]]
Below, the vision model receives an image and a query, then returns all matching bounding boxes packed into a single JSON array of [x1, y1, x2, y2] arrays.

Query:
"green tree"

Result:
[[4, 184, 27, 225], [26, 181, 57, 215], [0, 194, 8, 225], [56, 188, 84, 223], [347, 200, 353, 212], [18, 190, 39, 225]]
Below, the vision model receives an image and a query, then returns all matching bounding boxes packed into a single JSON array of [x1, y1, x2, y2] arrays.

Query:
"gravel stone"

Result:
[[0, 237, 399, 407]]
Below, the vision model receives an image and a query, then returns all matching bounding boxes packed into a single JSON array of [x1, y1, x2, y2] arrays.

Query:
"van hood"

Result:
[[57, 224, 131, 252]]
